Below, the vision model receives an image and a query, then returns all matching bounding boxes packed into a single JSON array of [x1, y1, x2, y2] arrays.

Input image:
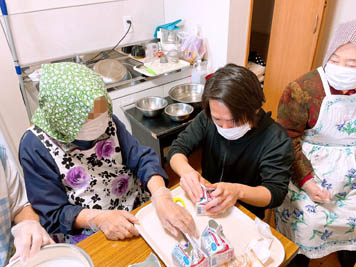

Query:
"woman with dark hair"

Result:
[[167, 63, 294, 219]]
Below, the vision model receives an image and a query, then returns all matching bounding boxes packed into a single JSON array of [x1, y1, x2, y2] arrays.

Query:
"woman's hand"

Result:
[[10, 220, 54, 263], [87, 210, 139, 240], [204, 182, 244, 215], [302, 180, 330, 203], [180, 171, 205, 203], [151, 187, 197, 238]]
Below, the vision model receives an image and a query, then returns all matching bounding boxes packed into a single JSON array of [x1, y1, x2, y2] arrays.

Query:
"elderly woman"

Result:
[[167, 64, 294, 219], [19, 62, 195, 243], [275, 20, 356, 266]]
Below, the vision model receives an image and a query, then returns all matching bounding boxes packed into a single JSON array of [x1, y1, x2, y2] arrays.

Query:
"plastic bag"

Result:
[[178, 31, 207, 64]]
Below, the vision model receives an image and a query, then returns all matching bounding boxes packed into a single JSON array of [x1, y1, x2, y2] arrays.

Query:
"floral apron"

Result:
[[30, 119, 150, 243], [275, 67, 356, 258]]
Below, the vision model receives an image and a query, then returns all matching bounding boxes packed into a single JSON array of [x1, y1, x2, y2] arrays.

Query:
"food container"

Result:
[[135, 96, 168, 117], [168, 83, 204, 108], [164, 103, 194, 122], [6, 244, 94, 267], [201, 220, 234, 266], [172, 242, 209, 267], [196, 184, 215, 216]]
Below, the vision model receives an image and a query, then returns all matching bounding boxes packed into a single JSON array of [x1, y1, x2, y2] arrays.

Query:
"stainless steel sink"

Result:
[[20, 44, 192, 117], [22, 48, 146, 91]]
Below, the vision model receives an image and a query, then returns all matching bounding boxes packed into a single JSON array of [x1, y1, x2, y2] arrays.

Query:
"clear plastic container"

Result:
[[191, 60, 208, 84]]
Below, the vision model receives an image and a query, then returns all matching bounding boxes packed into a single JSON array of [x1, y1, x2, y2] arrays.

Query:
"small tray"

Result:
[[133, 59, 190, 77], [135, 186, 285, 267]]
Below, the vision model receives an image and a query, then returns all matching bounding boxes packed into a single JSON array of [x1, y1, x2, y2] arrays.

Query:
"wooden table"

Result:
[[78, 187, 299, 267]]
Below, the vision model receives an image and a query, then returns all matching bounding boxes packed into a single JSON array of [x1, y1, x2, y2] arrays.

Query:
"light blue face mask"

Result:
[[214, 122, 251, 140]]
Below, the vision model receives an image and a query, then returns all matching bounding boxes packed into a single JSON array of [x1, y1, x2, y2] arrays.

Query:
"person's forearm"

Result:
[[74, 176, 168, 229], [238, 184, 272, 207], [74, 209, 100, 229], [147, 175, 166, 194], [14, 205, 40, 224], [170, 153, 196, 177]]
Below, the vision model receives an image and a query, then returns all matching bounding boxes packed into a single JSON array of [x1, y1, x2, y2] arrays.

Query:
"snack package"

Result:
[[201, 220, 234, 266], [172, 241, 209, 267], [196, 184, 215, 216]]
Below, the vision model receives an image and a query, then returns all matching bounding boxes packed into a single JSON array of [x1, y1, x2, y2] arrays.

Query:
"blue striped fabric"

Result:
[[0, 197, 11, 267], [0, 145, 6, 172]]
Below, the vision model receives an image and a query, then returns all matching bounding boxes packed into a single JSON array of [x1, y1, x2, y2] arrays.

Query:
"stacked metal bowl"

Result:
[[164, 83, 204, 121], [164, 103, 194, 122], [135, 96, 168, 117], [168, 83, 204, 108]]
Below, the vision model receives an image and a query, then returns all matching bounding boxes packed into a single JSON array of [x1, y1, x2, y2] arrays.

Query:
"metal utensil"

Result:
[[144, 65, 157, 76]]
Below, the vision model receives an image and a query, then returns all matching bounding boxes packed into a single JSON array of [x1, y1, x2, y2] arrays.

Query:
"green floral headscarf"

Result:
[[32, 62, 113, 143]]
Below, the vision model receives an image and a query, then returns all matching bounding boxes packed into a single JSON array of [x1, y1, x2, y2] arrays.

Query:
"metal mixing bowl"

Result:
[[168, 83, 204, 108], [164, 103, 194, 122], [135, 96, 168, 117]]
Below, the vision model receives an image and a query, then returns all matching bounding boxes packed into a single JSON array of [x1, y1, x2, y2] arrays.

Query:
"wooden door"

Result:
[[262, 0, 327, 118]]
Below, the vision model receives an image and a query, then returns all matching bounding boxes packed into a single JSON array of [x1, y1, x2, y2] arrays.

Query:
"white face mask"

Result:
[[324, 63, 356, 91], [76, 112, 109, 141], [214, 122, 251, 140]]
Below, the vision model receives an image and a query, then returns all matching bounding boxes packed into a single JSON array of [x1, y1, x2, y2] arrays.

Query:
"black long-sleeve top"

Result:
[[167, 109, 294, 219]]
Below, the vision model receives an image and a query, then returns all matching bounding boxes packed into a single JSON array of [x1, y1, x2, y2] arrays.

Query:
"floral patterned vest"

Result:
[[29, 119, 150, 212]]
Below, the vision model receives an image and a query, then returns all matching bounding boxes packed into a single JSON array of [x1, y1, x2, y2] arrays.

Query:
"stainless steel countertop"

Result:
[[21, 43, 192, 115]]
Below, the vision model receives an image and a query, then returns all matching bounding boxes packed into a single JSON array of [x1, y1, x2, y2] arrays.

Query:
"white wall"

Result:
[[164, 0, 250, 72], [0, 28, 27, 164], [315, 0, 356, 65], [4, 0, 165, 65], [4, 0, 127, 13], [0, 0, 165, 157], [227, 0, 252, 67]]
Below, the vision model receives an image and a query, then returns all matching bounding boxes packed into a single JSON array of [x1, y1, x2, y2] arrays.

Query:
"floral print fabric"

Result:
[[29, 118, 150, 212], [31, 62, 113, 143], [275, 68, 356, 258], [277, 70, 325, 184]]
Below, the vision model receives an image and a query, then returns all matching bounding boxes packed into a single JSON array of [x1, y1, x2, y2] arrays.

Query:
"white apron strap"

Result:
[[317, 67, 332, 96]]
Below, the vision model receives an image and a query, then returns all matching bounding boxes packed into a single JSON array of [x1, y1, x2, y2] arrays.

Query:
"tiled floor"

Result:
[[163, 148, 343, 267]]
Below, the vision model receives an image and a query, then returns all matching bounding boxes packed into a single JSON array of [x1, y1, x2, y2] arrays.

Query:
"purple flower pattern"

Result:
[[95, 138, 114, 160], [112, 175, 130, 196], [65, 166, 90, 189]]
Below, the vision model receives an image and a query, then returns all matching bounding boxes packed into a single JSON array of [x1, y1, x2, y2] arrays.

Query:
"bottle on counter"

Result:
[[191, 60, 208, 84]]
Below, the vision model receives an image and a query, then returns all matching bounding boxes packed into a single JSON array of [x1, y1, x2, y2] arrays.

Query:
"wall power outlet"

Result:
[[123, 16, 133, 33]]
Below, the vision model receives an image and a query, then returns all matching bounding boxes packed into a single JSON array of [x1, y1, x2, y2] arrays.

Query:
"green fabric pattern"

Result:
[[32, 62, 112, 143]]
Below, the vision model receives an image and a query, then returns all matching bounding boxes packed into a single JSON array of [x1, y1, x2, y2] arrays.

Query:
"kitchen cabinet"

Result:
[[238, 0, 327, 118], [262, 0, 327, 117]]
